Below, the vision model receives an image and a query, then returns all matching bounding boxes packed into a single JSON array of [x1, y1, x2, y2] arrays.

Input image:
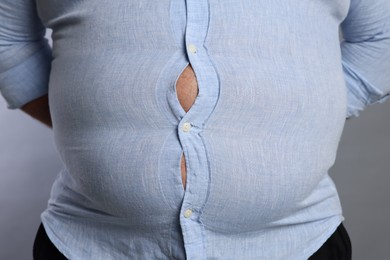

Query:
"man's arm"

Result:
[[0, 0, 52, 116], [341, 0, 390, 119], [20, 94, 52, 128]]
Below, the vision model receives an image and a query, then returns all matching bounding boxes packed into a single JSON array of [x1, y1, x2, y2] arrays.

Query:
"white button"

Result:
[[184, 209, 193, 218], [182, 122, 192, 132], [188, 44, 197, 54]]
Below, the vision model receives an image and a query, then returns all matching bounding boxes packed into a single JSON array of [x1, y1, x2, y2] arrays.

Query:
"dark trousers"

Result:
[[33, 223, 67, 260], [309, 222, 352, 260], [33, 222, 352, 259]]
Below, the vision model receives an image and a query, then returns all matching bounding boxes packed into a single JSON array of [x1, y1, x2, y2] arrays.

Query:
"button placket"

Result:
[[178, 0, 219, 258]]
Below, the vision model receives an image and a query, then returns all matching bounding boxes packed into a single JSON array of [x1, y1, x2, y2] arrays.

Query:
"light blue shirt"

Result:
[[1, 0, 390, 259]]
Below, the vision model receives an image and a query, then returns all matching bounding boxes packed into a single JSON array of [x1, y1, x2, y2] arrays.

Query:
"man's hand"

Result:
[[20, 94, 52, 128]]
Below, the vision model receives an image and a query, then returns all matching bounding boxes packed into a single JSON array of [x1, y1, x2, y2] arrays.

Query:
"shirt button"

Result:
[[184, 209, 193, 218], [182, 122, 192, 132], [188, 44, 197, 54]]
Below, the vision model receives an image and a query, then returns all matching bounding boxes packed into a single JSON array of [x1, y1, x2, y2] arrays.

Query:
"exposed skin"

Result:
[[20, 94, 52, 128], [175, 64, 199, 190], [20, 64, 199, 191]]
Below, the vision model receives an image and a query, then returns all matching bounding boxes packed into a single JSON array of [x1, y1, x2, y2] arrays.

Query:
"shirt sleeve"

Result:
[[0, 0, 52, 109], [340, 0, 390, 119]]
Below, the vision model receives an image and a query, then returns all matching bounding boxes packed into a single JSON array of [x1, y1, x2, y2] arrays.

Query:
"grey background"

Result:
[[1, 32, 390, 260]]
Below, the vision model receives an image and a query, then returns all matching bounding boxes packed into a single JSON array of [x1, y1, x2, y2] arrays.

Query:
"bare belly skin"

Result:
[[175, 64, 198, 190]]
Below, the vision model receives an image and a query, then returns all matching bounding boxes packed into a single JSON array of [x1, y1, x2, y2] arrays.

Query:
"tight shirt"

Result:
[[1, 0, 390, 259]]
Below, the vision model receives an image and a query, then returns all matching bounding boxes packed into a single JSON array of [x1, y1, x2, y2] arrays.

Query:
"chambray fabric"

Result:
[[1, 0, 390, 259]]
